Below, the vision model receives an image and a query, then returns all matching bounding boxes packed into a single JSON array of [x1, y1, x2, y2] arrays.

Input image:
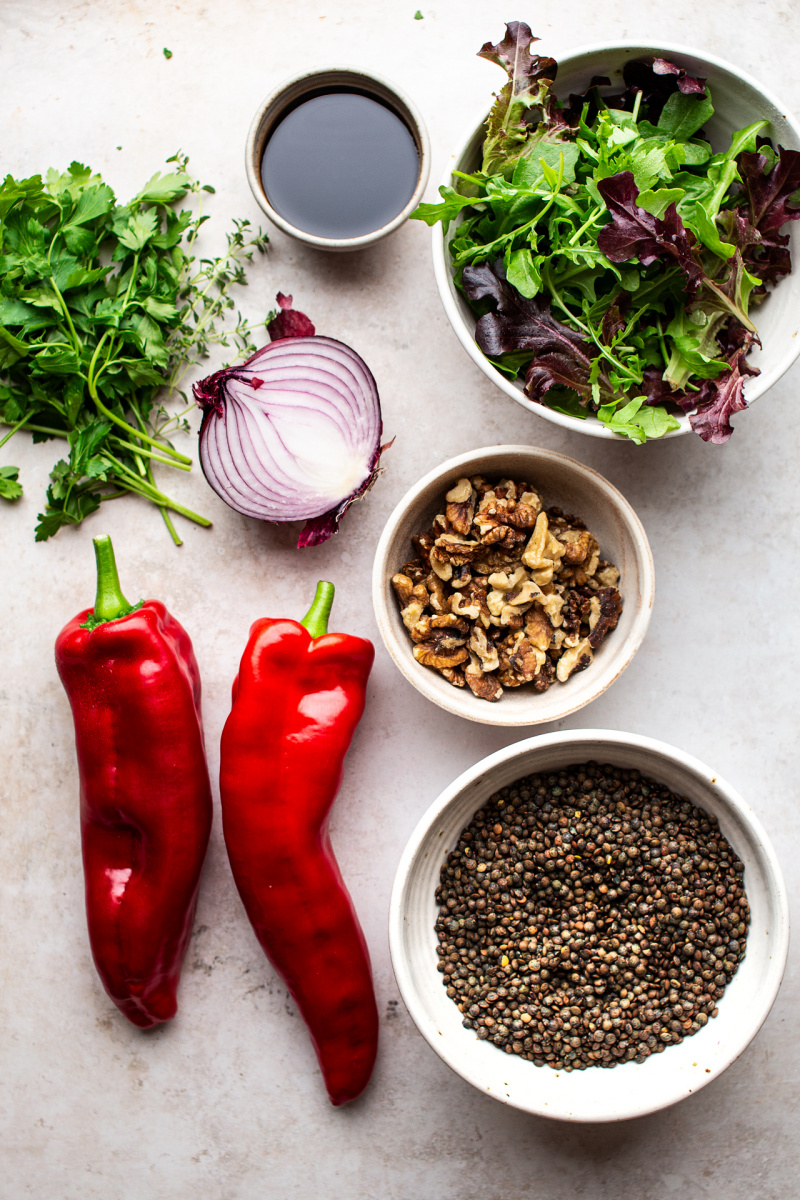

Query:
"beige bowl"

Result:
[[371, 445, 654, 726], [246, 67, 430, 251], [389, 729, 790, 1121]]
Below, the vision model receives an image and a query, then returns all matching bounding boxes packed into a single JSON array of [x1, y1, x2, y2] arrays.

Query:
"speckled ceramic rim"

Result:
[[246, 66, 430, 251], [372, 444, 654, 727], [432, 40, 800, 438], [389, 729, 790, 1122]]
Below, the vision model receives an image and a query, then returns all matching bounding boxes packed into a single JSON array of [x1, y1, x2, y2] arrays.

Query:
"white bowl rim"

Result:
[[388, 727, 791, 1122], [431, 39, 800, 439], [372, 444, 655, 727], [246, 64, 431, 251]]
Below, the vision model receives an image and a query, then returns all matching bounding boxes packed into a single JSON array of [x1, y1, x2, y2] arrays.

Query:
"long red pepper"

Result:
[[55, 535, 213, 1028], [220, 581, 378, 1105]]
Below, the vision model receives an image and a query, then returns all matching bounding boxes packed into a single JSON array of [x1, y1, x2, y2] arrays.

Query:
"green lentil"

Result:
[[434, 762, 750, 1071]]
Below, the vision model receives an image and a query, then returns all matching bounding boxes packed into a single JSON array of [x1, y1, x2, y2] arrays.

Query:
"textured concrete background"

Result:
[[1, 0, 798, 1196]]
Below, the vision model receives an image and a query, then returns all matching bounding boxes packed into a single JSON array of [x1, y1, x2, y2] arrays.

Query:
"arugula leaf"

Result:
[[598, 395, 680, 442], [505, 248, 542, 298], [657, 91, 714, 141], [636, 187, 685, 219], [513, 143, 580, 188], [411, 186, 481, 231]]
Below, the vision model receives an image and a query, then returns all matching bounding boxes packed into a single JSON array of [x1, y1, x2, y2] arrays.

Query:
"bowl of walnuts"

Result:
[[371, 444, 654, 727]]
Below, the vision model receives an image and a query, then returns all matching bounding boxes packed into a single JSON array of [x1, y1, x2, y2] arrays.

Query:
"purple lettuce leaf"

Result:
[[600, 292, 631, 345], [640, 365, 700, 412], [267, 292, 316, 341], [688, 330, 759, 443], [477, 22, 558, 175], [739, 147, 800, 234], [618, 57, 705, 118], [560, 77, 611, 128], [462, 259, 617, 405], [718, 207, 791, 291], [477, 20, 555, 82], [652, 58, 707, 95], [597, 172, 703, 293]]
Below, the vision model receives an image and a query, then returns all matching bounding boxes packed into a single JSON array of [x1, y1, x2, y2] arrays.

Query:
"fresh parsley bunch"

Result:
[[0, 154, 268, 540], [414, 22, 800, 444]]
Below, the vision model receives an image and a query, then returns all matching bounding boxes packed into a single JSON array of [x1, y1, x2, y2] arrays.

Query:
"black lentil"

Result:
[[434, 762, 749, 1071]]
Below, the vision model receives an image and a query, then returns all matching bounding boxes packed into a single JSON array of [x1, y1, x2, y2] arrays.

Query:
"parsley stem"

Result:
[[0, 415, 33, 449], [145, 462, 183, 545], [87, 379, 192, 465], [110, 436, 192, 471], [104, 453, 210, 526], [85, 330, 192, 465], [1, 420, 69, 442], [48, 276, 83, 356], [158, 504, 183, 546]]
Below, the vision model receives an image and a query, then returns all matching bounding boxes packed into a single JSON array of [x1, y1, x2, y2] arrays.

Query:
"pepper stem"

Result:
[[300, 581, 335, 639], [92, 535, 133, 622]]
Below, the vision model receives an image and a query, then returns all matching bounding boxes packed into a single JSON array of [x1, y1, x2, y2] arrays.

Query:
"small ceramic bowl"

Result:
[[389, 729, 789, 1122], [246, 67, 430, 251], [372, 445, 654, 727], [432, 42, 800, 438]]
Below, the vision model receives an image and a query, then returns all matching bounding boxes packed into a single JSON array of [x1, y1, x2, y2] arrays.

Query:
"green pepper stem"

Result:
[[300, 581, 335, 639], [92, 535, 133, 622]]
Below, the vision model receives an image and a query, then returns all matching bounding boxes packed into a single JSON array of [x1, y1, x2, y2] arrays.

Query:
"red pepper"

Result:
[[55, 536, 213, 1029], [220, 581, 378, 1105]]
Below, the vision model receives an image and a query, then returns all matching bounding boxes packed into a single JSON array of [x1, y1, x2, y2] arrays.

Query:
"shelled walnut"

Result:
[[392, 475, 622, 702]]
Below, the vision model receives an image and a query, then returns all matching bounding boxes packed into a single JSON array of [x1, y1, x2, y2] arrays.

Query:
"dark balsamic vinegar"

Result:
[[260, 89, 420, 239]]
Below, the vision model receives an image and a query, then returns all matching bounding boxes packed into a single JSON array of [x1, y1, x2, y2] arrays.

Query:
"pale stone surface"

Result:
[[1, 1, 798, 1196]]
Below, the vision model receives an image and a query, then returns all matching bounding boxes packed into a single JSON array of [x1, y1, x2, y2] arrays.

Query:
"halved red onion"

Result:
[[194, 312, 385, 547]]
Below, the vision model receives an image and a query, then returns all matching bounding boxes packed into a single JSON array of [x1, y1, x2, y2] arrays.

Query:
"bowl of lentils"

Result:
[[388, 730, 788, 1121]]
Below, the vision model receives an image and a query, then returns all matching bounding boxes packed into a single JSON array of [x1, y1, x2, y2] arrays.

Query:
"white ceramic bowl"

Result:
[[372, 445, 654, 727], [389, 729, 789, 1122], [246, 67, 430, 251], [433, 42, 800, 438]]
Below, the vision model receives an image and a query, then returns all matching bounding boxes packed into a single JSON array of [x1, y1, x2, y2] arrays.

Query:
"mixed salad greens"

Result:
[[414, 22, 800, 443]]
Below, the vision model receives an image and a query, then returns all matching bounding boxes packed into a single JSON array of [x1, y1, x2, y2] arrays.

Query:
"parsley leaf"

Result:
[[0, 153, 269, 540], [0, 464, 22, 500]]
